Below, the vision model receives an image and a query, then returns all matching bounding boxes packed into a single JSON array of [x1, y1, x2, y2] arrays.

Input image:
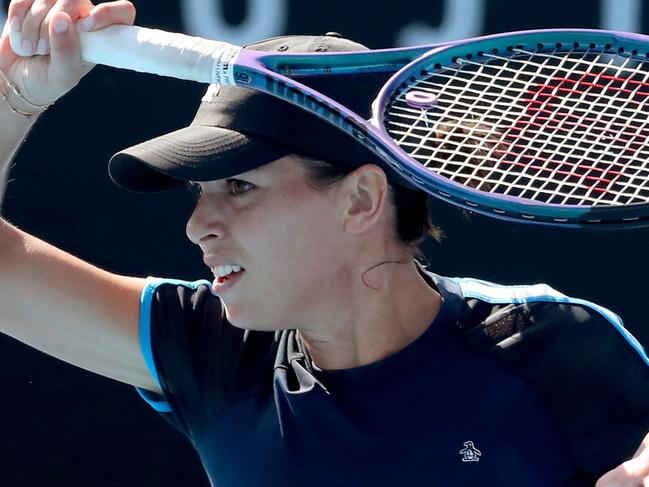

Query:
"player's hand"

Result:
[[0, 0, 136, 107], [595, 431, 649, 486]]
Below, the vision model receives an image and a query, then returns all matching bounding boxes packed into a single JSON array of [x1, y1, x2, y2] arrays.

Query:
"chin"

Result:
[[222, 304, 289, 331]]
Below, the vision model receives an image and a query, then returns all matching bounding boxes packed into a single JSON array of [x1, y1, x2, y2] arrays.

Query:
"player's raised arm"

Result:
[[0, 0, 162, 395]]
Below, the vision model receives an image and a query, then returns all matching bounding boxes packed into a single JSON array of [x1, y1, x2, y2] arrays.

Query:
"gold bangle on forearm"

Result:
[[0, 68, 53, 118]]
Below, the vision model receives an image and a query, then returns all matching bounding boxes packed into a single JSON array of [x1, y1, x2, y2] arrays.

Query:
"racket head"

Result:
[[374, 29, 649, 229], [229, 45, 444, 190]]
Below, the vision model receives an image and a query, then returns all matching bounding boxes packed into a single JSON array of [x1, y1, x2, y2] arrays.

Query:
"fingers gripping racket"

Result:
[[16, 27, 649, 228]]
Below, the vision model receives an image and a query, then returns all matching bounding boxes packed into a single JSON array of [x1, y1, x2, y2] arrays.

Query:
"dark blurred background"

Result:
[[1, 0, 648, 485]]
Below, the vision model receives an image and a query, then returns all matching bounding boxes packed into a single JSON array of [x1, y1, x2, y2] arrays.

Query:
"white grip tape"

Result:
[[212, 45, 243, 86], [10, 24, 242, 85]]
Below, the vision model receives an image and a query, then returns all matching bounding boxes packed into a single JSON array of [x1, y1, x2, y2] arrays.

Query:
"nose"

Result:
[[185, 197, 225, 245]]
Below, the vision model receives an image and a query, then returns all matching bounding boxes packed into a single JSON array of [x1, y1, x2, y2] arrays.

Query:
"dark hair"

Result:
[[294, 155, 443, 249]]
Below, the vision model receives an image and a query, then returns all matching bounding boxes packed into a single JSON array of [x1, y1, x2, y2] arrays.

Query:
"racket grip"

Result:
[[10, 24, 242, 85], [80, 25, 242, 84]]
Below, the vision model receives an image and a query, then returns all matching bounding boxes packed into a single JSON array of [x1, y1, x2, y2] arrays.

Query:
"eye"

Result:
[[226, 179, 254, 196]]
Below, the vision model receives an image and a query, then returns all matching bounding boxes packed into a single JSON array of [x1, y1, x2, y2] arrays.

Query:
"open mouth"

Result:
[[212, 265, 246, 286], [216, 269, 245, 284]]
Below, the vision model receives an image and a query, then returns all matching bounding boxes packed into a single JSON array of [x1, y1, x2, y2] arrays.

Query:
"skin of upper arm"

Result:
[[0, 221, 163, 395]]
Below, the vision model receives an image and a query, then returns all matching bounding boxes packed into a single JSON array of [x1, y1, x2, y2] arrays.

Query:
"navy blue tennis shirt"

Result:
[[135, 269, 649, 486]]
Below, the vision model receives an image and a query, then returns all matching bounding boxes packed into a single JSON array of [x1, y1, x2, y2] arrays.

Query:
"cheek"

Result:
[[268, 195, 343, 264], [238, 193, 346, 298], [213, 189, 347, 329]]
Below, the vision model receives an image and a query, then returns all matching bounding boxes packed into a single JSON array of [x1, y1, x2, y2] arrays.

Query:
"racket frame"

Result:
[[77, 26, 649, 228], [229, 45, 441, 188], [375, 29, 649, 228], [231, 29, 649, 229]]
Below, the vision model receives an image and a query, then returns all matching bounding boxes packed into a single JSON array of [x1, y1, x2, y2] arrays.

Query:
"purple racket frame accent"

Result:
[[231, 29, 649, 229]]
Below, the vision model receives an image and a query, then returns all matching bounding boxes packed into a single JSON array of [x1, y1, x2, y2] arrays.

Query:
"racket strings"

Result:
[[388, 95, 649, 203], [491, 48, 649, 205], [391, 84, 649, 154], [434, 47, 579, 200], [388, 99, 649, 203], [498, 50, 649, 205], [385, 44, 649, 206], [440, 52, 648, 206], [392, 52, 649, 203]]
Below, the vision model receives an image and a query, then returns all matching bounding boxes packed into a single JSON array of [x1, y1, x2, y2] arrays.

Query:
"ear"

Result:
[[340, 164, 389, 235]]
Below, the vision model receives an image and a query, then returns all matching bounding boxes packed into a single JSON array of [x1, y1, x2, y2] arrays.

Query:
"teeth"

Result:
[[214, 264, 243, 278]]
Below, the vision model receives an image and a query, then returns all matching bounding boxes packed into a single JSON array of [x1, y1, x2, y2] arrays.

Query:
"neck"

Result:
[[297, 261, 441, 371]]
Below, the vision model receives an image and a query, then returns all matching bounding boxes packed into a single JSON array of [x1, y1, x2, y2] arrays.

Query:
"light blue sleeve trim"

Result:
[[451, 276, 649, 367], [135, 386, 172, 412], [136, 276, 213, 413]]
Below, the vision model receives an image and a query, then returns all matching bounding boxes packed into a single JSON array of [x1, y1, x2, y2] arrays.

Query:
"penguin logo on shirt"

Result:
[[459, 441, 482, 462]]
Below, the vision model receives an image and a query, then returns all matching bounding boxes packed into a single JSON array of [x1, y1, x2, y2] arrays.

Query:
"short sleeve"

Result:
[[447, 276, 649, 479], [134, 277, 279, 442], [482, 302, 649, 479]]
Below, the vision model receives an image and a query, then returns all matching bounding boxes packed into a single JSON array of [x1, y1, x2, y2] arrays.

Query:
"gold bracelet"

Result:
[[0, 89, 38, 117], [0, 68, 53, 118]]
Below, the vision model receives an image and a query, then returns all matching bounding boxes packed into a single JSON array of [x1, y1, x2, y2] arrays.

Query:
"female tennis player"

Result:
[[0, 1, 648, 485]]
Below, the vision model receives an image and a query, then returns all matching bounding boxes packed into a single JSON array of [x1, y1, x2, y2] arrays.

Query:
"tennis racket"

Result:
[[13, 27, 649, 228]]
